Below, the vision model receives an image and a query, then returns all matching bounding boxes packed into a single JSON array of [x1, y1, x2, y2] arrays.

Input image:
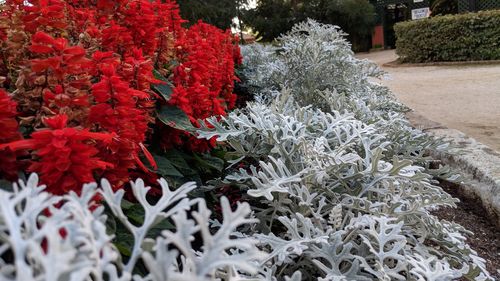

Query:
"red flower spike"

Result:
[[22, 0, 68, 33], [0, 89, 23, 180], [0, 0, 241, 192], [160, 22, 241, 151], [29, 32, 92, 79], [0, 89, 21, 141], [1, 114, 114, 195]]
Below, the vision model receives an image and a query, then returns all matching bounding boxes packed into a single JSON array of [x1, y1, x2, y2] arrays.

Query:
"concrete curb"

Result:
[[383, 59, 500, 68], [406, 112, 500, 227]]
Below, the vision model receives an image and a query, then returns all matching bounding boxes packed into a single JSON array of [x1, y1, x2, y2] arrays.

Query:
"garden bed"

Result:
[[434, 180, 500, 280], [0, 7, 497, 279]]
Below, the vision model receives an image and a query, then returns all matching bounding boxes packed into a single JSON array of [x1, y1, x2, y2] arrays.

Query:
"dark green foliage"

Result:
[[430, 0, 458, 16], [157, 105, 197, 132], [395, 10, 500, 62], [241, 0, 296, 40], [177, 0, 239, 29], [242, 0, 376, 51], [234, 66, 255, 107], [327, 0, 377, 51]]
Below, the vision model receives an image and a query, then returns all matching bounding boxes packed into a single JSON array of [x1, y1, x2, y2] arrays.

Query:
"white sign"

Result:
[[414, 0, 424, 3], [411, 7, 430, 20]]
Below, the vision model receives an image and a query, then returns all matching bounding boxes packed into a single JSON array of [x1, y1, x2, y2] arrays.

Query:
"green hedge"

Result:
[[394, 10, 500, 63]]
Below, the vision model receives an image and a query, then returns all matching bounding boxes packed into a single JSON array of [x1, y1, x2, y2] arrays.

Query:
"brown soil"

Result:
[[432, 180, 500, 280]]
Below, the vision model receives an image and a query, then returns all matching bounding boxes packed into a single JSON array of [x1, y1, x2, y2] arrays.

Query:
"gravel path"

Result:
[[357, 50, 500, 152]]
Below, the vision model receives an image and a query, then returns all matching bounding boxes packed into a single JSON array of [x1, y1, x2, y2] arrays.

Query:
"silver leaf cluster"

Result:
[[199, 20, 492, 280], [0, 174, 265, 281]]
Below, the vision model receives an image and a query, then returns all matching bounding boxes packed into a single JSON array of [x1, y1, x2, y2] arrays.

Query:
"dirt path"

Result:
[[357, 50, 500, 152]]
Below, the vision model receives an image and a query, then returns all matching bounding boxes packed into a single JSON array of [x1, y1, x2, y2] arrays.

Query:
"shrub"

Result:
[[0, 0, 241, 193], [394, 10, 500, 63], [197, 20, 493, 280]]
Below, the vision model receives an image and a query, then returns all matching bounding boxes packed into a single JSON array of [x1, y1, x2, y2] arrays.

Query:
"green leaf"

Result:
[[147, 219, 175, 238], [115, 242, 132, 257], [125, 207, 145, 225], [121, 199, 135, 210], [152, 82, 174, 102], [154, 155, 183, 177], [0, 179, 13, 191], [164, 149, 197, 176], [152, 69, 168, 81], [194, 153, 225, 172], [104, 210, 117, 236], [463, 265, 482, 280], [181, 173, 203, 186], [113, 221, 134, 257], [152, 70, 174, 101], [157, 105, 197, 132]]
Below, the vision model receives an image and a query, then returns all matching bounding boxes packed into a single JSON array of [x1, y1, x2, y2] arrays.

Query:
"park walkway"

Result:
[[358, 50, 500, 152]]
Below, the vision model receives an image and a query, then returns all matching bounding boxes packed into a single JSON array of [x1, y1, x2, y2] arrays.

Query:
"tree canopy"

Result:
[[242, 0, 376, 51], [241, 0, 296, 40], [177, 0, 240, 29]]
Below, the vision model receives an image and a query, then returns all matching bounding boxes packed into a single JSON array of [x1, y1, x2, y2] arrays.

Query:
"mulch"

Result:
[[432, 180, 500, 280]]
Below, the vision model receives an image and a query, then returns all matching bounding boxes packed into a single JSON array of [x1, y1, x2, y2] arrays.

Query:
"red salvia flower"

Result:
[[22, 0, 68, 33], [121, 47, 159, 93], [30, 32, 92, 77], [0, 89, 23, 181], [100, 21, 134, 55], [89, 64, 155, 187], [0, 90, 20, 142], [0, 0, 241, 193], [0, 114, 114, 194], [161, 22, 241, 151], [119, 0, 158, 57]]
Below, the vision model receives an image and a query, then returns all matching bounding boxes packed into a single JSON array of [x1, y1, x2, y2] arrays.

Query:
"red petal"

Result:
[[63, 46, 86, 55], [0, 139, 36, 151], [51, 137, 67, 148], [81, 131, 117, 144], [29, 44, 54, 54], [72, 98, 90, 106], [133, 151, 153, 173], [43, 114, 68, 129], [93, 160, 114, 170], [31, 31, 56, 45], [30, 58, 61, 72], [139, 142, 157, 170]]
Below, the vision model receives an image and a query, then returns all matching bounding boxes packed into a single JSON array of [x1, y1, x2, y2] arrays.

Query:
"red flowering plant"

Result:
[[0, 0, 242, 194], [0, 89, 24, 181], [160, 22, 241, 152]]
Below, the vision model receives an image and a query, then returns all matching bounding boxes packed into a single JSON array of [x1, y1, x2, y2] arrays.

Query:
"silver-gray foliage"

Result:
[[198, 20, 492, 280], [0, 174, 265, 281]]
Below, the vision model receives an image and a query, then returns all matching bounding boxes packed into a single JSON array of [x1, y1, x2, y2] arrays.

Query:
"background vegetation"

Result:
[[395, 10, 500, 62], [242, 0, 376, 51], [175, 0, 377, 52], [177, 0, 242, 29], [430, 0, 458, 16]]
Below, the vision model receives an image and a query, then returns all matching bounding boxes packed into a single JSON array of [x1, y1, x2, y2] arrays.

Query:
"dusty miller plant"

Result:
[[198, 20, 492, 280], [240, 20, 455, 178], [0, 174, 266, 281]]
